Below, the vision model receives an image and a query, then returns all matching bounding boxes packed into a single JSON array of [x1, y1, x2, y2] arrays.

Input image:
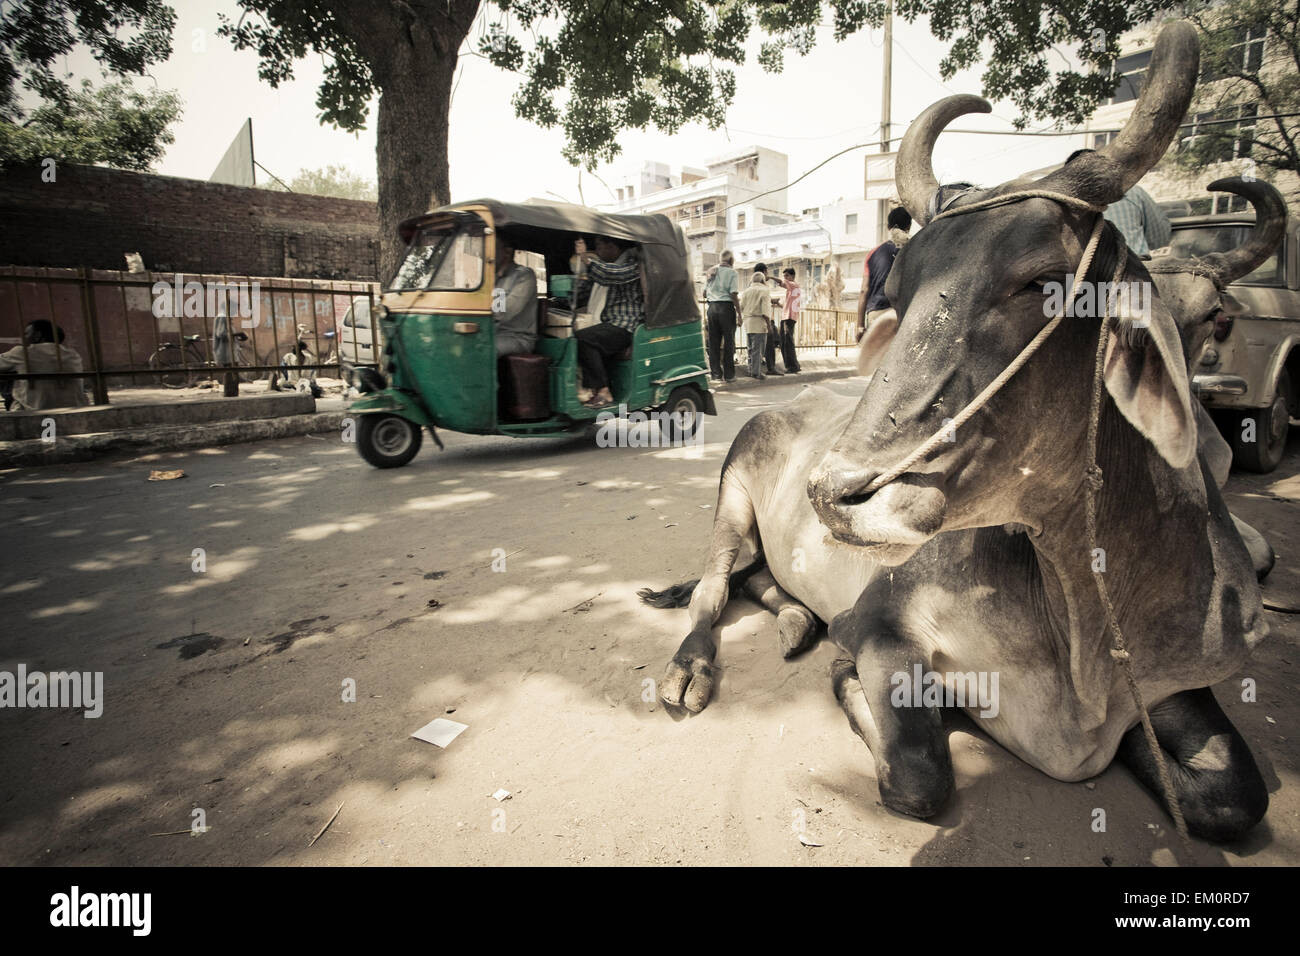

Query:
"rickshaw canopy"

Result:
[[397, 199, 701, 330]]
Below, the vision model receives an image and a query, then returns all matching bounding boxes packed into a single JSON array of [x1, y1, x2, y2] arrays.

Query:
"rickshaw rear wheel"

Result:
[[660, 386, 703, 443], [357, 413, 423, 468]]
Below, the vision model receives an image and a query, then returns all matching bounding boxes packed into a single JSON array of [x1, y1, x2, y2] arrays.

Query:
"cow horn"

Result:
[[1201, 177, 1288, 285], [1038, 20, 1199, 207], [896, 94, 991, 225]]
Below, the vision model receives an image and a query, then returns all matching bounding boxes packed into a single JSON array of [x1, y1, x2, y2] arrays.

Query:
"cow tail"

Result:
[[637, 551, 767, 609]]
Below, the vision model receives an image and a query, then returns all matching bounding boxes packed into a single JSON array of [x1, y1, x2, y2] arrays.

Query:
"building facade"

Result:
[[1079, 15, 1297, 215], [605, 146, 790, 289]]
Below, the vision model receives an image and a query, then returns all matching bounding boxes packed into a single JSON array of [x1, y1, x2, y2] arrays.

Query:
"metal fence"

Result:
[[0, 267, 378, 406], [699, 302, 860, 356], [794, 308, 860, 351]]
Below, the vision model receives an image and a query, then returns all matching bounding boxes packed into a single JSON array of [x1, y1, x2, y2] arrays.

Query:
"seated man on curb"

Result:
[[739, 271, 772, 380], [573, 236, 644, 409], [493, 235, 539, 357], [0, 320, 89, 410]]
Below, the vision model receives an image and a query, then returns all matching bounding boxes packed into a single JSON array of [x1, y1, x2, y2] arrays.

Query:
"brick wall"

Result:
[[0, 163, 381, 280]]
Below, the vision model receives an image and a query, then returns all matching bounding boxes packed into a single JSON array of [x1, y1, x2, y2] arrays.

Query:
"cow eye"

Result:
[[1017, 275, 1053, 296]]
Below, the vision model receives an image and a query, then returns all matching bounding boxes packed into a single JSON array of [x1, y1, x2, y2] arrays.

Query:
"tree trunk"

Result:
[[340, 0, 480, 284], [375, 54, 458, 283]]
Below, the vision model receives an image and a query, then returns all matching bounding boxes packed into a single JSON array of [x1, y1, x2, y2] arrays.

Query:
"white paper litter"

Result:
[[491, 789, 512, 802], [410, 717, 468, 748]]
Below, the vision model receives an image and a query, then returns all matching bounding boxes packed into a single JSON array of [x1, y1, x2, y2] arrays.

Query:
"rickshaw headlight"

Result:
[[373, 303, 389, 322]]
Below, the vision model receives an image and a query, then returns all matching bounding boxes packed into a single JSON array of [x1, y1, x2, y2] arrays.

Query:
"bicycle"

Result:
[[148, 332, 256, 388]]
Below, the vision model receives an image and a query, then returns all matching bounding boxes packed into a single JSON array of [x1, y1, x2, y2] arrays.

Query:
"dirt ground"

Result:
[[0, 376, 1296, 866]]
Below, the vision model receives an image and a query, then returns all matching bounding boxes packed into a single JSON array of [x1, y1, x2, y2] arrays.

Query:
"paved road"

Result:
[[1, 378, 1297, 865]]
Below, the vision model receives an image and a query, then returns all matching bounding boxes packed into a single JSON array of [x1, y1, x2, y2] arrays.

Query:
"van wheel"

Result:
[[357, 414, 423, 468], [1231, 371, 1291, 474], [660, 387, 703, 443]]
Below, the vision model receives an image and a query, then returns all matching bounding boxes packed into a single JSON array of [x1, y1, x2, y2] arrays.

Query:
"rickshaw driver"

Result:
[[492, 235, 539, 357], [573, 235, 645, 409]]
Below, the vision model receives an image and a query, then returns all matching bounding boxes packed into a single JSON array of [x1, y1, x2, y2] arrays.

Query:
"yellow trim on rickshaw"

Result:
[[384, 205, 499, 315]]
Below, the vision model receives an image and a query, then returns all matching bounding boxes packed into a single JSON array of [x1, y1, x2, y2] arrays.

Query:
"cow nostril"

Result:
[[809, 467, 881, 510], [839, 487, 877, 507]]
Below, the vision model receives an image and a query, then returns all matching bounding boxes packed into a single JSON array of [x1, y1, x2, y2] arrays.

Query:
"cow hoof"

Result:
[[661, 656, 717, 713], [777, 606, 817, 659]]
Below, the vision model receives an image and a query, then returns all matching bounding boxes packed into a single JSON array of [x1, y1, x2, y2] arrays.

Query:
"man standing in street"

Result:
[[779, 267, 802, 373], [704, 249, 740, 383], [739, 271, 772, 380], [857, 206, 912, 340], [751, 263, 783, 376]]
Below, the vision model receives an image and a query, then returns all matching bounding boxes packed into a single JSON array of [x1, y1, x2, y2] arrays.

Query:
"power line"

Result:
[[722, 140, 876, 212], [722, 109, 1300, 212]]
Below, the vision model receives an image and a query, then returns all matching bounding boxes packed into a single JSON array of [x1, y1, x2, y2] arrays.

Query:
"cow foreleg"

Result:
[[1115, 687, 1268, 843], [829, 608, 954, 819], [741, 569, 819, 659], [660, 474, 756, 714]]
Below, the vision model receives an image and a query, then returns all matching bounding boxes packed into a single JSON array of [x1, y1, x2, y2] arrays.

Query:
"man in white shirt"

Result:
[[0, 320, 89, 410]]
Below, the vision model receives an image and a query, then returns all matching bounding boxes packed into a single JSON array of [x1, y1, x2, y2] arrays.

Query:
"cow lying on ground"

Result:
[[641, 22, 1282, 842]]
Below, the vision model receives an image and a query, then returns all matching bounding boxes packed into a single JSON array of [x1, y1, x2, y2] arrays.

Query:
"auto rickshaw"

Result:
[[348, 199, 717, 468]]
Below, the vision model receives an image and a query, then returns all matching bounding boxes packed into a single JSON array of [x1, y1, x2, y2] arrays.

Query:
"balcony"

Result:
[[678, 214, 727, 235]]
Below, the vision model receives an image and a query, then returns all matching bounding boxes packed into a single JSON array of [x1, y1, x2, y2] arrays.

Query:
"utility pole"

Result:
[[878, 0, 893, 244]]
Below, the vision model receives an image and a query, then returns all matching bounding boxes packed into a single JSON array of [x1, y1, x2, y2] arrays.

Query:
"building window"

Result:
[[845, 213, 858, 234], [1092, 131, 1117, 149], [1213, 193, 1249, 214], [1178, 103, 1257, 163], [1202, 23, 1266, 82], [1107, 50, 1151, 105], [627, 185, 634, 199], [617, 188, 624, 201], [737, 212, 746, 230]]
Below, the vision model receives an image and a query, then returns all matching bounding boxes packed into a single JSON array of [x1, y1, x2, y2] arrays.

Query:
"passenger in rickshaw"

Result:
[[572, 236, 645, 410], [492, 234, 539, 357]]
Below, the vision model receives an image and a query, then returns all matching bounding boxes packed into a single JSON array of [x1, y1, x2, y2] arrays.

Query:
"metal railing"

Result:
[[678, 213, 727, 233], [697, 300, 860, 356], [793, 308, 859, 350], [0, 266, 379, 408]]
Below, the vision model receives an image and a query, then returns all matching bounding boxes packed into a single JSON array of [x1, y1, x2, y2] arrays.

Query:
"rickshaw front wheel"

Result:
[[660, 386, 704, 443], [357, 414, 423, 468]]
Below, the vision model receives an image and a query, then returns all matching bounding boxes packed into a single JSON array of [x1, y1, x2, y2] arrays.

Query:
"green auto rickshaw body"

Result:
[[350, 199, 716, 443]]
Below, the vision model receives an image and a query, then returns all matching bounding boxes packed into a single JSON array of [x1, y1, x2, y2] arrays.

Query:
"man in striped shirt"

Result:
[[574, 236, 645, 409]]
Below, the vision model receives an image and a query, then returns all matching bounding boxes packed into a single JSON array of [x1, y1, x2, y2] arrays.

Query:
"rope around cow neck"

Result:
[[1082, 235, 1190, 843], [861, 188, 1190, 843]]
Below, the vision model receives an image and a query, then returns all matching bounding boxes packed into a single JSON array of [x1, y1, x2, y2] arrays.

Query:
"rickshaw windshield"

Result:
[[391, 220, 486, 292]]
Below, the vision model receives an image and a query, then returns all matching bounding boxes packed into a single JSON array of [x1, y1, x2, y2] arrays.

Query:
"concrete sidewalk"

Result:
[[0, 350, 860, 468], [0, 386, 349, 468], [715, 346, 860, 390]]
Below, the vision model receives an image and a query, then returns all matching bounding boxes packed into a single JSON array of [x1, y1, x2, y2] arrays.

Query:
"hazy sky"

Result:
[[61, 1, 1092, 211]]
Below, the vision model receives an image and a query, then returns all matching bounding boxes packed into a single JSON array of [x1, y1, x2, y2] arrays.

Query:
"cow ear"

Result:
[[1102, 298, 1197, 470], [1194, 400, 1231, 488], [858, 309, 899, 377]]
